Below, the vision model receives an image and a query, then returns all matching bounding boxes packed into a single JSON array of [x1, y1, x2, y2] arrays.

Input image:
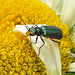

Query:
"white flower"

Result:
[[13, 24, 62, 75]]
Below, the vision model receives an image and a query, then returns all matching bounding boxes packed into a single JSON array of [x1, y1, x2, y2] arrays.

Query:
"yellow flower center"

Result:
[[0, 0, 74, 75]]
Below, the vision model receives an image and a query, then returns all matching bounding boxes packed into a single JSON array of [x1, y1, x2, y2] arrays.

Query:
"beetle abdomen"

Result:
[[41, 26, 63, 39]]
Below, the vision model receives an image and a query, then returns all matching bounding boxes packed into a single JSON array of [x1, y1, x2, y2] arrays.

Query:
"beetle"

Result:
[[20, 16, 63, 56]]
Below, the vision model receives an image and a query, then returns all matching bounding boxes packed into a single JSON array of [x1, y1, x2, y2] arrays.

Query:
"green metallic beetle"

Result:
[[20, 16, 63, 56], [30, 25, 62, 39]]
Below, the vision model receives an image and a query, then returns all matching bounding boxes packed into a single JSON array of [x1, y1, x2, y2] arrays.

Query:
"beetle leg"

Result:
[[34, 36, 38, 44], [51, 39, 60, 44], [30, 36, 38, 44], [38, 36, 45, 56]]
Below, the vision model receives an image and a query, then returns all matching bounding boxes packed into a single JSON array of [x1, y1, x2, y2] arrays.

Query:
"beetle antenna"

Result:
[[20, 16, 29, 30], [38, 36, 45, 56]]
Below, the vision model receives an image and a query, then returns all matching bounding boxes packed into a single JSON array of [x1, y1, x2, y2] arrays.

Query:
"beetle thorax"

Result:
[[35, 27, 42, 36], [30, 27, 43, 36]]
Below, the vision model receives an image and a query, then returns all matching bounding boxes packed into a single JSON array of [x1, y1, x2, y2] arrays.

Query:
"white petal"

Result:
[[60, 0, 75, 29], [29, 36, 62, 75], [40, 0, 75, 29], [71, 32, 75, 44], [13, 25, 62, 75], [68, 69, 75, 72], [68, 62, 75, 72], [40, 0, 64, 15], [13, 25, 27, 35]]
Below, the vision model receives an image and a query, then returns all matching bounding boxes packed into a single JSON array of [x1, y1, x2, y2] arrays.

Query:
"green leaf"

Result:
[[66, 72, 75, 75]]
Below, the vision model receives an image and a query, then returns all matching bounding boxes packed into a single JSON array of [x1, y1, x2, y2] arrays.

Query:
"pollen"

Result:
[[0, 0, 74, 75]]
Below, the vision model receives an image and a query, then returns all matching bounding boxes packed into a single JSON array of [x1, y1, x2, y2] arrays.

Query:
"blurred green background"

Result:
[[66, 73, 75, 75]]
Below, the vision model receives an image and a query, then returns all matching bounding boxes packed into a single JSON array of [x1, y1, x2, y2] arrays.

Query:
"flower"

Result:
[[0, 0, 74, 75]]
